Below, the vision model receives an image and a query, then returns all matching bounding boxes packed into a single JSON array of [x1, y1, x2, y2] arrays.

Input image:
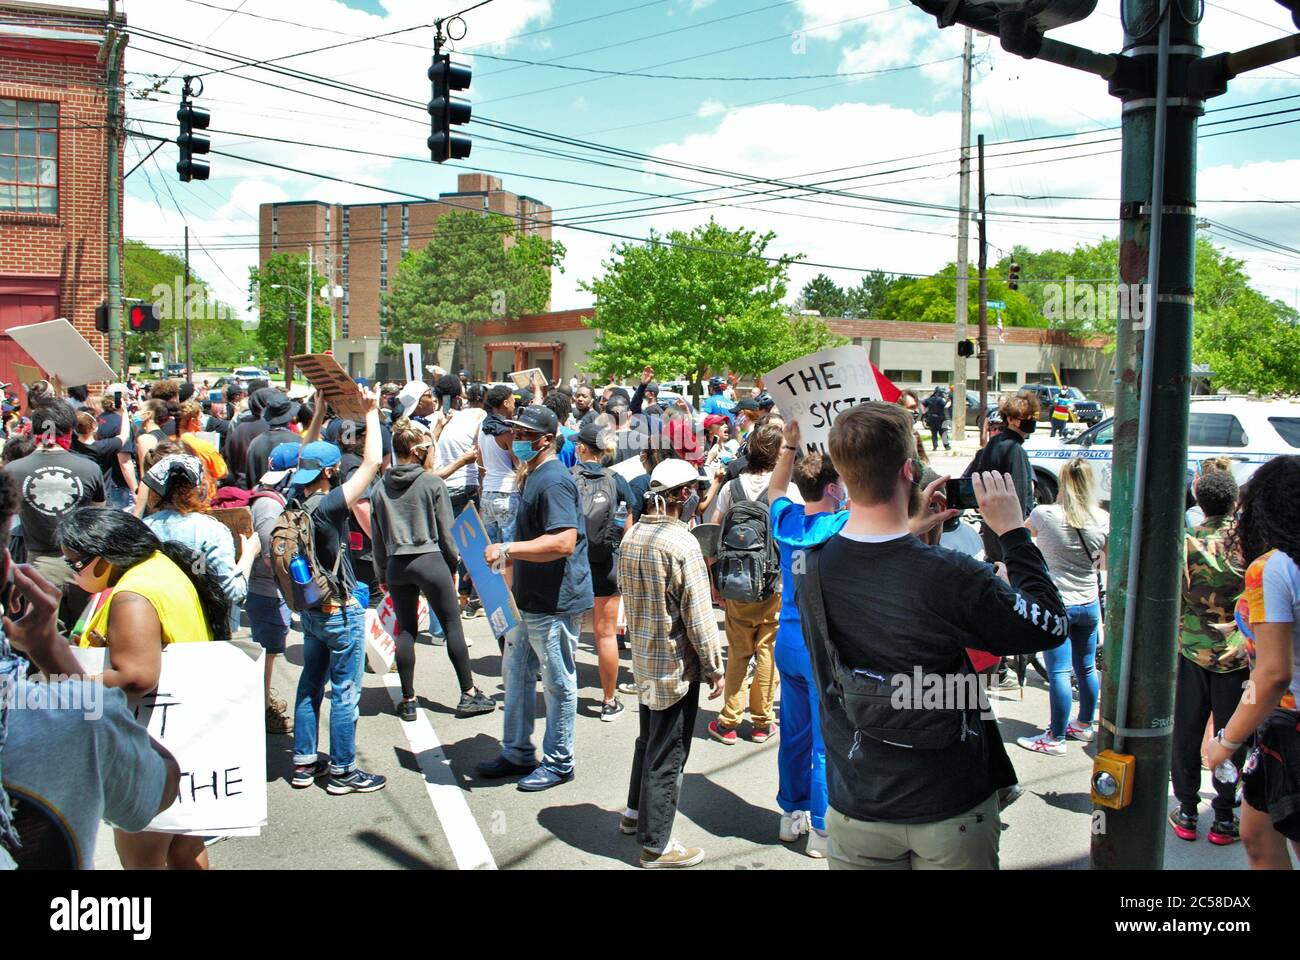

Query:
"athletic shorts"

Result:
[[247, 592, 291, 655], [590, 554, 619, 598], [1241, 708, 1300, 842]]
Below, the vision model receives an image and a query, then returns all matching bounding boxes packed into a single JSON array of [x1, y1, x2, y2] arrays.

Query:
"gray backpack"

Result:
[[713, 479, 779, 603]]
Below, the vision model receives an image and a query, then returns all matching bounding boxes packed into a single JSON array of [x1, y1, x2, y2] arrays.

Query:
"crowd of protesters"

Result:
[[0, 365, 1295, 874]]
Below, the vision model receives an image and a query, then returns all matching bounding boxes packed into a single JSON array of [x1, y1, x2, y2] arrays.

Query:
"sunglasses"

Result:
[[63, 553, 96, 572]]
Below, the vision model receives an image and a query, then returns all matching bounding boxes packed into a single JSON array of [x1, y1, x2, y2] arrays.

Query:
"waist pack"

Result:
[[269, 493, 342, 612], [713, 479, 779, 603], [799, 544, 975, 750]]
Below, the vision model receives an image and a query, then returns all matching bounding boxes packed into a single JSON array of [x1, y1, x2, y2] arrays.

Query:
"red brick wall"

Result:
[[0, 5, 124, 380]]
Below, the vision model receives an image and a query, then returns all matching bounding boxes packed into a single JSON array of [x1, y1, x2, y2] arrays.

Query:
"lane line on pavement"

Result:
[[382, 675, 497, 870]]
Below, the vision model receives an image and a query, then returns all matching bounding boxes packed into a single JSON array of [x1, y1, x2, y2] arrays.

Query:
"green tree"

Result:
[[382, 211, 565, 356], [878, 263, 1045, 327], [799, 273, 846, 317], [580, 219, 840, 383], [247, 252, 333, 363], [844, 270, 897, 318], [123, 239, 244, 366]]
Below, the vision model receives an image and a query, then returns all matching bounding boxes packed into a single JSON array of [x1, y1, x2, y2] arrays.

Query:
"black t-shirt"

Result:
[[512, 457, 593, 616], [799, 529, 1066, 825], [305, 486, 355, 603], [245, 427, 299, 489], [72, 436, 126, 489], [95, 411, 122, 439], [223, 420, 269, 489], [5, 450, 106, 554], [339, 452, 377, 593]]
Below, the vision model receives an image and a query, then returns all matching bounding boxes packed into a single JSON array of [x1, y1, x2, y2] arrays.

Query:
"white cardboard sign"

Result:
[[403, 343, 423, 384], [764, 345, 884, 455], [72, 642, 268, 837], [7, 318, 115, 387]]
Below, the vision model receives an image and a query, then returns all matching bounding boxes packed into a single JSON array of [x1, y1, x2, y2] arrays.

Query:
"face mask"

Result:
[[828, 483, 848, 512], [513, 439, 540, 463], [327, 469, 342, 489], [1019, 418, 1038, 435], [679, 492, 699, 522]]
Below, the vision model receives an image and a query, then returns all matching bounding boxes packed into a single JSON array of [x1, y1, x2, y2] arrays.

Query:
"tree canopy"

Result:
[[247, 252, 333, 363]]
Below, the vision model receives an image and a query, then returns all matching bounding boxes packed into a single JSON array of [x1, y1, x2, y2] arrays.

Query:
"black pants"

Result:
[[928, 424, 950, 451], [386, 552, 473, 699], [448, 486, 478, 602], [626, 684, 700, 853], [1172, 655, 1249, 821]]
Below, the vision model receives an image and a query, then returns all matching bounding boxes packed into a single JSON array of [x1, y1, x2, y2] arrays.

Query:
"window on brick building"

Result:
[[0, 99, 58, 214]]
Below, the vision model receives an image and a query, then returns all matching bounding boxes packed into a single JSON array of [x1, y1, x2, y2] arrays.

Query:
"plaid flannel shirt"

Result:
[[617, 514, 722, 711]]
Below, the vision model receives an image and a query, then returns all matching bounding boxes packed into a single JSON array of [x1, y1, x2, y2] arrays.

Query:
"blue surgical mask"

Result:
[[512, 439, 540, 463]]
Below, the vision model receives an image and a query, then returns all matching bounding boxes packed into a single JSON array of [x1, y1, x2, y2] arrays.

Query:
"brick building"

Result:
[[258, 173, 551, 378], [0, 2, 123, 388]]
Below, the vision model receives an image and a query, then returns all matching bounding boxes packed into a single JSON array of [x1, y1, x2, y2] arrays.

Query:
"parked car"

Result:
[[1024, 396, 1300, 506], [1020, 383, 1105, 426]]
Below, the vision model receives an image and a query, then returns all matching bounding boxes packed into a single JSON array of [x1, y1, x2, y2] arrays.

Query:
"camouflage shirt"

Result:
[[1179, 517, 1248, 672]]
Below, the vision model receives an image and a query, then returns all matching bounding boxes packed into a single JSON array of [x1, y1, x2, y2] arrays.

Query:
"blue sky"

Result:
[[67, 0, 1300, 318]]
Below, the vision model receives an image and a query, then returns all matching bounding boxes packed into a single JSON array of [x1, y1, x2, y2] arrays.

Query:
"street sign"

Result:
[[987, 299, 1007, 310]]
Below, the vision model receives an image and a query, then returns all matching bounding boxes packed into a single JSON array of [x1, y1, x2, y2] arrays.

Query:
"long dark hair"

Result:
[[57, 507, 232, 642], [1230, 455, 1300, 568]]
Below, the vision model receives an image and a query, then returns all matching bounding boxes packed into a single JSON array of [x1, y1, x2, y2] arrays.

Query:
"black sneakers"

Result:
[[456, 687, 496, 717], [326, 768, 388, 795], [291, 758, 330, 789]]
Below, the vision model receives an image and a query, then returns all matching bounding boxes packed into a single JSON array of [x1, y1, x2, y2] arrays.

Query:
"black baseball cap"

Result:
[[734, 398, 761, 413], [577, 420, 604, 448], [262, 392, 298, 427], [504, 405, 558, 436]]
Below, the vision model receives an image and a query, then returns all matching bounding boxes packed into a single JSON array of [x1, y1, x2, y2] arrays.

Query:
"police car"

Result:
[[1024, 396, 1300, 505]]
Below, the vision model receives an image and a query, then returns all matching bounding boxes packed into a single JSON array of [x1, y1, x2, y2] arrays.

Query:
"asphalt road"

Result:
[[93, 605, 1255, 871]]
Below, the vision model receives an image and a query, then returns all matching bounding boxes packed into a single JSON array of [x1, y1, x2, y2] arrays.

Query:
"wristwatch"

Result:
[[781, 444, 799, 453], [1214, 728, 1243, 752]]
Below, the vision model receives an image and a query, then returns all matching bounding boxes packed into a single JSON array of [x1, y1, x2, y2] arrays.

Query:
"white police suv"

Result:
[[1024, 396, 1300, 505]]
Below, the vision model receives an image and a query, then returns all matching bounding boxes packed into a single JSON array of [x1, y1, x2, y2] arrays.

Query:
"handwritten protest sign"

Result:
[[452, 502, 520, 640], [363, 592, 432, 675], [509, 368, 548, 390], [764, 346, 899, 455], [8, 318, 115, 387], [292, 353, 367, 420], [72, 642, 267, 837]]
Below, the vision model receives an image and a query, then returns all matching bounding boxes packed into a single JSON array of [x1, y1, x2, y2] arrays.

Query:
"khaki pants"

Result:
[[718, 592, 780, 730], [826, 793, 1001, 870]]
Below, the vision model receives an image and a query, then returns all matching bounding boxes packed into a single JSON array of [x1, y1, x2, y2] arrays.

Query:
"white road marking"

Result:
[[382, 675, 497, 870]]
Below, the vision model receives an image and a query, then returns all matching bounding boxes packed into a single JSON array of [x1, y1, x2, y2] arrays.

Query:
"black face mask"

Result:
[[327, 470, 342, 489], [1019, 418, 1038, 435]]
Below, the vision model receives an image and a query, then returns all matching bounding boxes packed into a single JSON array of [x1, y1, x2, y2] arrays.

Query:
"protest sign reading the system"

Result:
[[292, 353, 367, 420], [72, 642, 267, 837], [8, 318, 115, 387], [764, 346, 898, 454], [452, 502, 520, 640]]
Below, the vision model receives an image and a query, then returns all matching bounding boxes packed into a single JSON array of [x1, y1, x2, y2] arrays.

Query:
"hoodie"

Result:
[[370, 463, 459, 576], [222, 388, 280, 489]]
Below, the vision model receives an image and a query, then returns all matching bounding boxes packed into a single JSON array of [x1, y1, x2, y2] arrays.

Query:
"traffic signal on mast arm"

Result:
[[427, 53, 471, 162], [176, 94, 211, 182], [1008, 261, 1021, 291]]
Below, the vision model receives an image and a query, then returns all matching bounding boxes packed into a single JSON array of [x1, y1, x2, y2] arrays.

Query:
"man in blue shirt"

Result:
[[478, 405, 594, 792], [767, 420, 848, 859], [701, 376, 735, 426]]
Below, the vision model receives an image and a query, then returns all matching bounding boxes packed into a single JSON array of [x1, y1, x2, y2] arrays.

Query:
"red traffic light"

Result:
[[128, 303, 160, 332]]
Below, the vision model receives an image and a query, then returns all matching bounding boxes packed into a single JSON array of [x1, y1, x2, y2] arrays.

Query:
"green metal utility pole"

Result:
[[104, 0, 125, 376]]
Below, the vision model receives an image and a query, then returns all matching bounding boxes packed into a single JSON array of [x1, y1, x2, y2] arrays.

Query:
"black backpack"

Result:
[[571, 465, 622, 563], [714, 478, 779, 603]]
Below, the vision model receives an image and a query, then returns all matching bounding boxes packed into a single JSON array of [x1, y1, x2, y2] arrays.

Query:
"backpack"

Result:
[[268, 493, 341, 612], [571, 465, 622, 563], [713, 477, 779, 603]]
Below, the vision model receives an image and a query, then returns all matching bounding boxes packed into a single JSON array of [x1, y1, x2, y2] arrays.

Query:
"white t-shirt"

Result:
[[479, 417, 518, 495], [712, 471, 802, 521], [437, 407, 486, 490], [1027, 504, 1108, 605]]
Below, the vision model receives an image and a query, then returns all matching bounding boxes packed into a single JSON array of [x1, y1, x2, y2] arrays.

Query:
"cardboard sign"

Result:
[[402, 343, 423, 384], [764, 346, 897, 455], [364, 608, 397, 675], [12, 361, 43, 388], [72, 642, 268, 837], [7, 318, 115, 387], [451, 502, 520, 640], [210, 506, 253, 542], [508, 368, 548, 391], [291, 353, 367, 420]]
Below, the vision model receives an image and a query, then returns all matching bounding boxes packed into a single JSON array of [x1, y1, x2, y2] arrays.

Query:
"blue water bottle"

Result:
[[289, 553, 311, 586]]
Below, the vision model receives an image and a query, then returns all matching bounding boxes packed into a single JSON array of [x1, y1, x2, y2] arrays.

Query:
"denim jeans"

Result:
[[500, 611, 581, 775], [481, 491, 520, 545], [105, 484, 135, 510], [1044, 600, 1101, 739], [294, 600, 366, 774]]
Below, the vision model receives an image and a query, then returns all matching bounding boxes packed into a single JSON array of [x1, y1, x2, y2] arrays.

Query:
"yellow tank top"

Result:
[[79, 551, 212, 648]]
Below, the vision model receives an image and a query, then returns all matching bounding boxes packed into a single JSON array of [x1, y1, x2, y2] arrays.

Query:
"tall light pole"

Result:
[[270, 283, 305, 384]]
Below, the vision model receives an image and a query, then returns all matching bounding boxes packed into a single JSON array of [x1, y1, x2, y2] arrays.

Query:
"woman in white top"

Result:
[[1017, 457, 1107, 756]]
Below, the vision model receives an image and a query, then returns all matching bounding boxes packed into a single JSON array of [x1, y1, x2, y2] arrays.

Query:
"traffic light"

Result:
[[127, 302, 161, 332], [95, 302, 109, 333], [1276, 1, 1300, 30], [958, 339, 976, 357], [908, 1, 1097, 37], [427, 53, 471, 162], [177, 88, 211, 182], [1008, 261, 1021, 291]]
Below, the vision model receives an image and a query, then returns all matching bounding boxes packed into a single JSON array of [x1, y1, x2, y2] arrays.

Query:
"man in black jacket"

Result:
[[797, 401, 1065, 870], [964, 390, 1041, 563]]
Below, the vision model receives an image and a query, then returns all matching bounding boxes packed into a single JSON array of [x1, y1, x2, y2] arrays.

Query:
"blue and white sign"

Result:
[[452, 502, 521, 640]]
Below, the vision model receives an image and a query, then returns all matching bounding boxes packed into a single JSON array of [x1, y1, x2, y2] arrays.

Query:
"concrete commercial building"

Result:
[[258, 173, 551, 377], [0, 2, 123, 387]]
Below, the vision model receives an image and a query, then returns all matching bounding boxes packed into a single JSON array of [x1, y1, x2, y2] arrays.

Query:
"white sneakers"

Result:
[[779, 809, 810, 843], [806, 828, 829, 859], [1016, 730, 1067, 756], [1066, 720, 1097, 742]]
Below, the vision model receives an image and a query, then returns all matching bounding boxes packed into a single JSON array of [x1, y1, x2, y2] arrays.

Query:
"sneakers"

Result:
[[1016, 730, 1066, 756], [398, 698, 418, 722], [779, 809, 810, 843], [268, 690, 288, 714], [1169, 807, 1199, 841], [266, 703, 293, 735], [517, 766, 574, 793], [291, 758, 329, 789], [456, 687, 496, 717], [461, 601, 483, 620], [806, 828, 829, 860], [617, 681, 640, 697], [708, 720, 737, 745], [601, 696, 626, 722], [1208, 818, 1241, 845], [1066, 720, 1097, 742], [751, 722, 779, 744], [996, 672, 1021, 691], [640, 839, 704, 869], [619, 812, 638, 836], [326, 768, 388, 795]]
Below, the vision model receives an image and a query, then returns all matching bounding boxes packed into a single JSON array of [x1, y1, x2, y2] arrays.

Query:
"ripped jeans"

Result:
[[294, 600, 366, 774]]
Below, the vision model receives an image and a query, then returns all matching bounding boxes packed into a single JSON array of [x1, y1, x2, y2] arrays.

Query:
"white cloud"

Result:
[[697, 99, 726, 118]]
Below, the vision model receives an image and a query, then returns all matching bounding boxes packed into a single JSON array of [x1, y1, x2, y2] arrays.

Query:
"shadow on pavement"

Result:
[[354, 829, 439, 870], [679, 772, 781, 845], [536, 802, 630, 864]]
